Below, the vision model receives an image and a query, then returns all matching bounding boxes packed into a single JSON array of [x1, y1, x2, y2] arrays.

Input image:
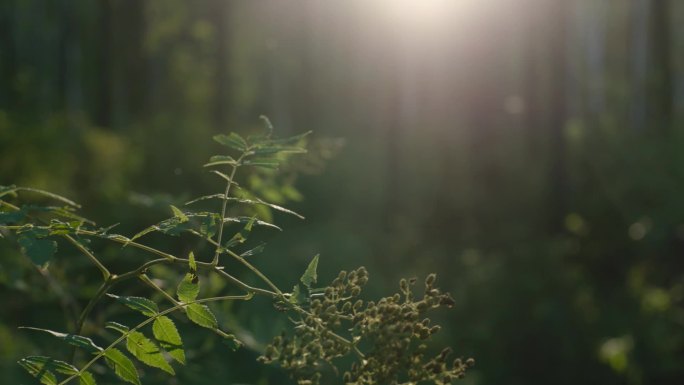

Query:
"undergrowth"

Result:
[[0, 118, 473, 385]]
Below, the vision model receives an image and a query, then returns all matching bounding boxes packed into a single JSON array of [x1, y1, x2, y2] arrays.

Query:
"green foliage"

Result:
[[1, 124, 471, 385]]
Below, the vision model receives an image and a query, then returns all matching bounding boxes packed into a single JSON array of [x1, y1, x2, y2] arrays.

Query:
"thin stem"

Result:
[[193, 229, 283, 296], [139, 274, 180, 305], [77, 229, 177, 261], [225, 248, 282, 295], [58, 294, 253, 385], [212, 157, 242, 265], [63, 235, 110, 280]]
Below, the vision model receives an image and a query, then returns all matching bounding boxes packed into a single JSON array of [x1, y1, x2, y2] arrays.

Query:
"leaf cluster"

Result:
[[0, 121, 473, 385]]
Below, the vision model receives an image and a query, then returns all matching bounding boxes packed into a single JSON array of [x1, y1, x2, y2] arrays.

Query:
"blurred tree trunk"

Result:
[[630, 0, 649, 131], [546, 0, 569, 232], [96, 0, 112, 127], [0, 0, 16, 109], [211, 0, 229, 128], [123, 0, 147, 123], [648, 0, 672, 132]]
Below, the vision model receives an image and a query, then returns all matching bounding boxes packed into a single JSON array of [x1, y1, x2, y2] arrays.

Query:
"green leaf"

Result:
[[153, 316, 185, 364], [224, 217, 256, 249], [177, 253, 199, 303], [105, 321, 130, 334], [186, 303, 218, 329], [242, 158, 280, 169], [19, 356, 79, 376], [228, 197, 304, 219], [18, 235, 57, 266], [79, 371, 97, 385], [251, 146, 307, 156], [20, 327, 103, 353], [0, 184, 18, 199], [0, 208, 26, 224], [47, 219, 83, 236], [289, 284, 305, 305], [240, 243, 265, 258], [170, 205, 188, 222], [223, 216, 282, 231], [126, 331, 175, 375], [104, 348, 141, 385], [188, 251, 197, 271], [300, 254, 319, 288], [107, 295, 159, 316], [15, 187, 80, 208], [18, 357, 58, 385], [130, 212, 220, 241], [213, 133, 248, 151], [185, 193, 225, 206], [203, 155, 239, 168]]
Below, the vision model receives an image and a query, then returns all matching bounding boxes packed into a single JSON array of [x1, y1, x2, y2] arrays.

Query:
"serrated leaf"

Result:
[[242, 158, 280, 169], [18, 357, 58, 385], [126, 331, 175, 375], [153, 316, 185, 364], [213, 133, 248, 151], [20, 328, 103, 353], [228, 197, 304, 219], [186, 303, 218, 329], [300, 254, 319, 288], [177, 254, 199, 303], [107, 295, 159, 317], [15, 187, 80, 208], [20, 356, 79, 377], [79, 371, 97, 385], [130, 213, 219, 241], [18, 235, 57, 266], [104, 348, 140, 385], [170, 205, 188, 222], [223, 216, 282, 231], [224, 217, 256, 249], [240, 243, 265, 258], [203, 155, 239, 168], [251, 146, 307, 156], [289, 284, 305, 305], [105, 321, 130, 334], [47, 219, 83, 236], [185, 194, 225, 206], [187, 251, 197, 271]]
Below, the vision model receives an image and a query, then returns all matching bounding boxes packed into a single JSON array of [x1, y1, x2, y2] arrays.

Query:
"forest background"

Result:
[[1, 1, 683, 384]]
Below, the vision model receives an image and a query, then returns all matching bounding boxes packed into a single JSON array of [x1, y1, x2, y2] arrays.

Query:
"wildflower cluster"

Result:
[[260, 270, 474, 384]]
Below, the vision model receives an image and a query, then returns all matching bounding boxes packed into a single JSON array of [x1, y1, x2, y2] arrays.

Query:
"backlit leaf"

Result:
[[300, 254, 319, 288], [224, 217, 256, 249], [186, 303, 218, 329], [152, 316, 185, 364], [126, 331, 175, 375], [213, 133, 248, 151], [177, 252, 199, 303], [107, 295, 159, 317], [79, 371, 97, 385], [104, 348, 140, 385], [20, 356, 79, 376], [20, 328, 102, 353], [18, 357, 58, 385]]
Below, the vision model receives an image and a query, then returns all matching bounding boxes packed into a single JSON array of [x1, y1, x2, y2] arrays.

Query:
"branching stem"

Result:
[[58, 294, 253, 385]]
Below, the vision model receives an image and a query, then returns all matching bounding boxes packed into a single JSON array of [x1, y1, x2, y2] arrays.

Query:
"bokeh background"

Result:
[[1, 1, 684, 384]]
